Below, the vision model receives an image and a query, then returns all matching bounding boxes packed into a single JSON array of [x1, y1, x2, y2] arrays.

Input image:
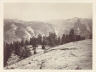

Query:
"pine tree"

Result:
[[48, 32, 57, 46], [10, 43, 14, 52], [14, 41, 21, 56], [65, 35, 70, 43], [19, 46, 31, 58], [76, 35, 81, 41], [89, 33, 92, 39], [37, 34, 42, 45], [30, 36, 38, 47], [62, 34, 66, 44], [25, 39, 29, 45], [69, 29, 75, 42], [4, 42, 11, 67], [42, 36, 46, 50], [20, 39, 25, 46], [57, 36, 61, 45], [81, 36, 85, 40]]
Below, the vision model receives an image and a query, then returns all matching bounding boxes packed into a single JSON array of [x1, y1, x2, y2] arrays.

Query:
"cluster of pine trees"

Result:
[[4, 29, 92, 67], [4, 40, 31, 67], [61, 29, 84, 44]]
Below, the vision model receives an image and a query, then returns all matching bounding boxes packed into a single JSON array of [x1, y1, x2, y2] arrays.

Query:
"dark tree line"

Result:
[[4, 29, 92, 67], [61, 29, 85, 44], [4, 40, 31, 67], [4, 42, 12, 67]]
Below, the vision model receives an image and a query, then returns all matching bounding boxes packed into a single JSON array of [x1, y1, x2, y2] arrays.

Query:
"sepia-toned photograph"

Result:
[[4, 3, 92, 70]]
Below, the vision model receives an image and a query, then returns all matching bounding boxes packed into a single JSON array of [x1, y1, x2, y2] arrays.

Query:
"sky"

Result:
[[4, 3, 92, 21]]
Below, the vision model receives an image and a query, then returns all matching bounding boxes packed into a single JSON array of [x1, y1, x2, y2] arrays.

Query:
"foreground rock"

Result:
[[5, 39, 92, 70]]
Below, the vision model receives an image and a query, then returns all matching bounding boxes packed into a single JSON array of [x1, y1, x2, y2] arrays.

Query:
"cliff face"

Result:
[[4, 19, 54, 43], [4, 18, 92, 43], [48, 18, 92, 38]]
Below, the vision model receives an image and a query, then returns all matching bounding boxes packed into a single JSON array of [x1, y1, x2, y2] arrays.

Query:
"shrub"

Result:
[[19, 46, 31, 58], [42, 45, 45, 50]]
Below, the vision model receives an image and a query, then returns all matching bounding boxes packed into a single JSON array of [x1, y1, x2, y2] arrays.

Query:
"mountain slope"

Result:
[[5, 39, 92, 70], [48, 18, 92, 37], [4, 19, 54, 43], [4, 18, 92, 43]]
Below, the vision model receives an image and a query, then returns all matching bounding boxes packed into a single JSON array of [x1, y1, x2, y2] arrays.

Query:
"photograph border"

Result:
[[0, 0, 96, 72]]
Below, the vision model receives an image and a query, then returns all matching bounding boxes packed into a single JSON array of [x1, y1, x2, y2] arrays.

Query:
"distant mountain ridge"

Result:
[[48, 17, 92, 38], [4, 18, 92, 43], [4, 19, 55, 43]]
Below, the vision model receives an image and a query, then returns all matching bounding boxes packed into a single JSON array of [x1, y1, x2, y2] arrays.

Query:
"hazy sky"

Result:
[[4, 3, 92, 21]]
